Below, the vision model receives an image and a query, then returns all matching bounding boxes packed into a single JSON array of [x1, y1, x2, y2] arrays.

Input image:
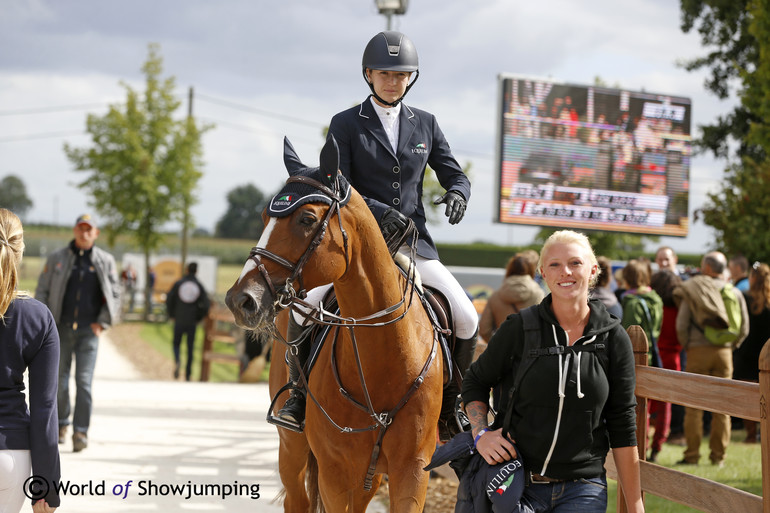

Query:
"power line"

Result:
[[0, 130, 86, 143], [0, 103, 112, 116], [196, 93, 325, 130]]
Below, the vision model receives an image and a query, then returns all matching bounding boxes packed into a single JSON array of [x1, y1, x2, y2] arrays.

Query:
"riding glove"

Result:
[[434, 191, 467, 225], [380, 207, 410, 240]]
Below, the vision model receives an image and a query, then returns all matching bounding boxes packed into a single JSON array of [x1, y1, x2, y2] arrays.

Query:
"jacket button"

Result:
[[393, 198, 400, 206], [392, 182, 400, 189], [393, 166, 400, 173]]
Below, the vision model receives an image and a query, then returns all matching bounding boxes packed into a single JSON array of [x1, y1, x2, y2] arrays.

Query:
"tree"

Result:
[[215, 184, 268, 239], [64, 43, 210, 319], [682, 1, 770, 260], [0, 175, 33, 216], [534, 228, 658, 261]]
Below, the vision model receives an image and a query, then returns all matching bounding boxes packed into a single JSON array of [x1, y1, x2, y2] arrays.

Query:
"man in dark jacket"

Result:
[[166, 262, 210, 381]]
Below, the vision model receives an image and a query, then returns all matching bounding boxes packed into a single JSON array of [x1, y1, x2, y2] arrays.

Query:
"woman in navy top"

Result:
[[0, 208, 60, 512]]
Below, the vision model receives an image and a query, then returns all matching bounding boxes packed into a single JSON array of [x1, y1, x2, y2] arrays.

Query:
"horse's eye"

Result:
[[299, 213, 316, 227]]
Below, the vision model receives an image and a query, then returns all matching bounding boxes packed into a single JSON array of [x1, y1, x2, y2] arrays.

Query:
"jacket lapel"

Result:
[[358, 99, 396, 159], [397, 103, 417, 159]]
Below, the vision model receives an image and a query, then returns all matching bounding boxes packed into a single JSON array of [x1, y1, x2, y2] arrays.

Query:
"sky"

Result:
[[0, 0, 738, 255]]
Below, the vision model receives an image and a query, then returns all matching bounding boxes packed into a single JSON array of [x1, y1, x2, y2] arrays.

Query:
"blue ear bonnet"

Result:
[[266, 167, 351, 217]]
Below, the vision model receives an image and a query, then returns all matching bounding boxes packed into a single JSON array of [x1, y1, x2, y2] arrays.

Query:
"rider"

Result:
[[271, 31, 478, 441]]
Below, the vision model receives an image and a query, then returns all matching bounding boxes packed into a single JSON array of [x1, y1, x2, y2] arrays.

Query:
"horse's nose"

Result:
[[225, 289, 258, 317]]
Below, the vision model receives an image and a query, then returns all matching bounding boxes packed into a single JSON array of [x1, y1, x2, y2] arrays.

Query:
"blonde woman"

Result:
[[463, 230, 643, 513], [0, 209, 60, 512]]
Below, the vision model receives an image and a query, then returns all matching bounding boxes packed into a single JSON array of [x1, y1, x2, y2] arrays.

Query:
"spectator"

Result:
[[621, 259, 663, 367], [35, 214, 120, 453], [462, 230, 643, 512], [655, 245, 688, 444], [592, 256, 622, 318], [121, 262, 138, 313], [648, 269, 684, 461], [729, 255, 750, 293], [166, 262, 211, 381], [675, 251, 749, 466], [0, 208, 61, 512], [479, 253, 544, 341], [732, 261, 770, 443]]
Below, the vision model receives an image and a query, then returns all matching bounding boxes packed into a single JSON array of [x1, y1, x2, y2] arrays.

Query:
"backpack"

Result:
[[501, 305, 609, 434], [703, 283, 742, 345]]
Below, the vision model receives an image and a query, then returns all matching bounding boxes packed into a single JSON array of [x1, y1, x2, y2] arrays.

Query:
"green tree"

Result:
[[534, 228, 658, 261], [0, 175, 33, 216], [64, 43, 210, 318], [683, 0, 770, 260], [215, 184, 268, 239]]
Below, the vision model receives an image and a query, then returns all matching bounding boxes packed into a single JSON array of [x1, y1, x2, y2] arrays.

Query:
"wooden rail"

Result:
[[606, 325, 769, 512], [200, 303, 241, 382]]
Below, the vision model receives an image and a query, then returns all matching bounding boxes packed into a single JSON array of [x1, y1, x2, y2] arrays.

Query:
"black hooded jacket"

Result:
[[462, 296, 637, 480]]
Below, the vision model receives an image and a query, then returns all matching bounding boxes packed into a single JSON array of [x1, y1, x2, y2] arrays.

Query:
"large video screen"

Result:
[[495, 75, 691, 236]]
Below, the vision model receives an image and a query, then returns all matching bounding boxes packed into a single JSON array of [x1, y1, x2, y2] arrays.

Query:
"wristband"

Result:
[[474, 428, 488, 448]]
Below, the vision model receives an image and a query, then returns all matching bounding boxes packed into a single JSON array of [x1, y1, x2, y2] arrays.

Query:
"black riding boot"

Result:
[[438, 328, 478, 442], [269, 315, 311, 432]]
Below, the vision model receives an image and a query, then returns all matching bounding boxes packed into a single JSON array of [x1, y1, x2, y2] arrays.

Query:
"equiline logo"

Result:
[[273, 194, 293, 206], [411, 143, 428, 154]]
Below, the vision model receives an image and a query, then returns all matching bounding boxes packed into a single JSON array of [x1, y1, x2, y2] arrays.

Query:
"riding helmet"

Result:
[[361, 31, 419, 105]]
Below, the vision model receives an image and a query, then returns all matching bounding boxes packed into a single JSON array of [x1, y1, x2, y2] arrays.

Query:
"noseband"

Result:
[[248, 175, 349, 310]]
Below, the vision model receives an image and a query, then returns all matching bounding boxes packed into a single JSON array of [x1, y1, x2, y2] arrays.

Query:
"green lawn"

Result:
[[138, 321, 243, 383], [607, 428, 762, 512]]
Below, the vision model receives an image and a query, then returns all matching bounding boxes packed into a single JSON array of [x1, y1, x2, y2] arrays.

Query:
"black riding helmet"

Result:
[[362, 31, 419, 107]]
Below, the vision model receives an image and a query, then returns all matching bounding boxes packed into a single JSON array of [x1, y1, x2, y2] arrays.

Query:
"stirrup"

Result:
[[266, 382, 306, 433]]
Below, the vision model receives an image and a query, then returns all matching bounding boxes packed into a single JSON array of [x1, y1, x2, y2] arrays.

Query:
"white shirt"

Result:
[[370, 97, 401, 153]]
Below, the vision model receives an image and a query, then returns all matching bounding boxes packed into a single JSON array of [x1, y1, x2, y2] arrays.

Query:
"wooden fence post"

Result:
[[758, 340, 770, 513], [616, 325, 649, 513]]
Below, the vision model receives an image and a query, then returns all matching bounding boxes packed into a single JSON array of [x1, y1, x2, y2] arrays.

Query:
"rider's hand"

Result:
[[380, 208, 410, 240], [433, 191, 467, 225]]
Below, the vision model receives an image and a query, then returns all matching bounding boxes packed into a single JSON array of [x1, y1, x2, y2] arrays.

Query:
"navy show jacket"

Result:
[[329, 97, 471, 260]]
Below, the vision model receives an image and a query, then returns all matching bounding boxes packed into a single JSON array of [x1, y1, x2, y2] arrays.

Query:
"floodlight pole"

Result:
[[375, 0, 408, 30]]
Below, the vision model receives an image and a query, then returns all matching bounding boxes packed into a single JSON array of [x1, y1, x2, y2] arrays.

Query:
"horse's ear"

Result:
[[319, 133, 340, 187], [283, 137, 306, 175]]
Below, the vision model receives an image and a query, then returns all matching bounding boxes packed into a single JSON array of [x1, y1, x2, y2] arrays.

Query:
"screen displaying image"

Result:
[[495, 75, 691, 236]]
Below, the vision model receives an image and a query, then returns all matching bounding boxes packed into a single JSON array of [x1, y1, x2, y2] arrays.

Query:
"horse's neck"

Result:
[[334, 248, 406, 321]]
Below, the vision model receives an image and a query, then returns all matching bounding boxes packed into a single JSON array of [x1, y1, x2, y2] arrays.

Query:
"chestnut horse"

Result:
[[225, 136, 442, 512]]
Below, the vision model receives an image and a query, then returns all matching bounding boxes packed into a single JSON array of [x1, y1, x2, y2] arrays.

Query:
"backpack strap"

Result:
[[501, 305, 611, 435]]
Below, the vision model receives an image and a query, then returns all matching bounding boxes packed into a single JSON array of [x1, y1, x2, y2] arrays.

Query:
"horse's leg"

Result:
[[385, 465, 430, 513], [269, 312, 311, 512], [315, 467, 381, 512], [278, 430, 311, 513]]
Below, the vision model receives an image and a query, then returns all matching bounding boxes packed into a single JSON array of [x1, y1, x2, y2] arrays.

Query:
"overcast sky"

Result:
[[0, 0, 737, 255]]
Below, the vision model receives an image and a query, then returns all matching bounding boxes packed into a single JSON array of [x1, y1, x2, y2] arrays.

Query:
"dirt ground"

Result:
[[109, 322, 461, 511]]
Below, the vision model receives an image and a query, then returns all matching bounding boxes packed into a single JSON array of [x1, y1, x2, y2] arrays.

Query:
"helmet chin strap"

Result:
[[365, 70, 420, 108]]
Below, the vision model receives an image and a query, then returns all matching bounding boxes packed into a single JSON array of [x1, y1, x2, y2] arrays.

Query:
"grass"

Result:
[[606, 428, 762, 512], [137, 321, 243, 382]]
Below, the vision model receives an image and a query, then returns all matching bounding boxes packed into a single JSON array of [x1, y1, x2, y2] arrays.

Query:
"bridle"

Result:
[[248, 174, 350, 311]]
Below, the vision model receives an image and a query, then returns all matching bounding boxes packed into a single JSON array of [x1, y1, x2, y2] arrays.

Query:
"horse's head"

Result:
[[225, 135, 353, 329]]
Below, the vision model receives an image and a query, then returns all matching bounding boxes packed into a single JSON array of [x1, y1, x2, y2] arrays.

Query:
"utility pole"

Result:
[[181, 86, 193, 272]]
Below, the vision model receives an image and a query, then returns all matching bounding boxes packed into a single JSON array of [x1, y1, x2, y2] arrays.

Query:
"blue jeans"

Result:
[[523, 475, 607, 513], [58, 325, 99, 433]]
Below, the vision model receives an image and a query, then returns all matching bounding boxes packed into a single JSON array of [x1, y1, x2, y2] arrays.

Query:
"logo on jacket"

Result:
[[412, 142, 428, 154]]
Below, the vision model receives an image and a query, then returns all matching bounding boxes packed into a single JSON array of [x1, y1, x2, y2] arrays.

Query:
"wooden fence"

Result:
[[200, 303, 241, 381], [605, 325, 769, 512]]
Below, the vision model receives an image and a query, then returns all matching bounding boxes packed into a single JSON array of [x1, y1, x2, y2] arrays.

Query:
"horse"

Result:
[[225, 135, 443, 512]]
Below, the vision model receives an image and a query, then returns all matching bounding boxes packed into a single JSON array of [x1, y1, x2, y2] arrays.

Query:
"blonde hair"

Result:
[[538, 230, 600, 286], [0, 208, 25, 320]]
